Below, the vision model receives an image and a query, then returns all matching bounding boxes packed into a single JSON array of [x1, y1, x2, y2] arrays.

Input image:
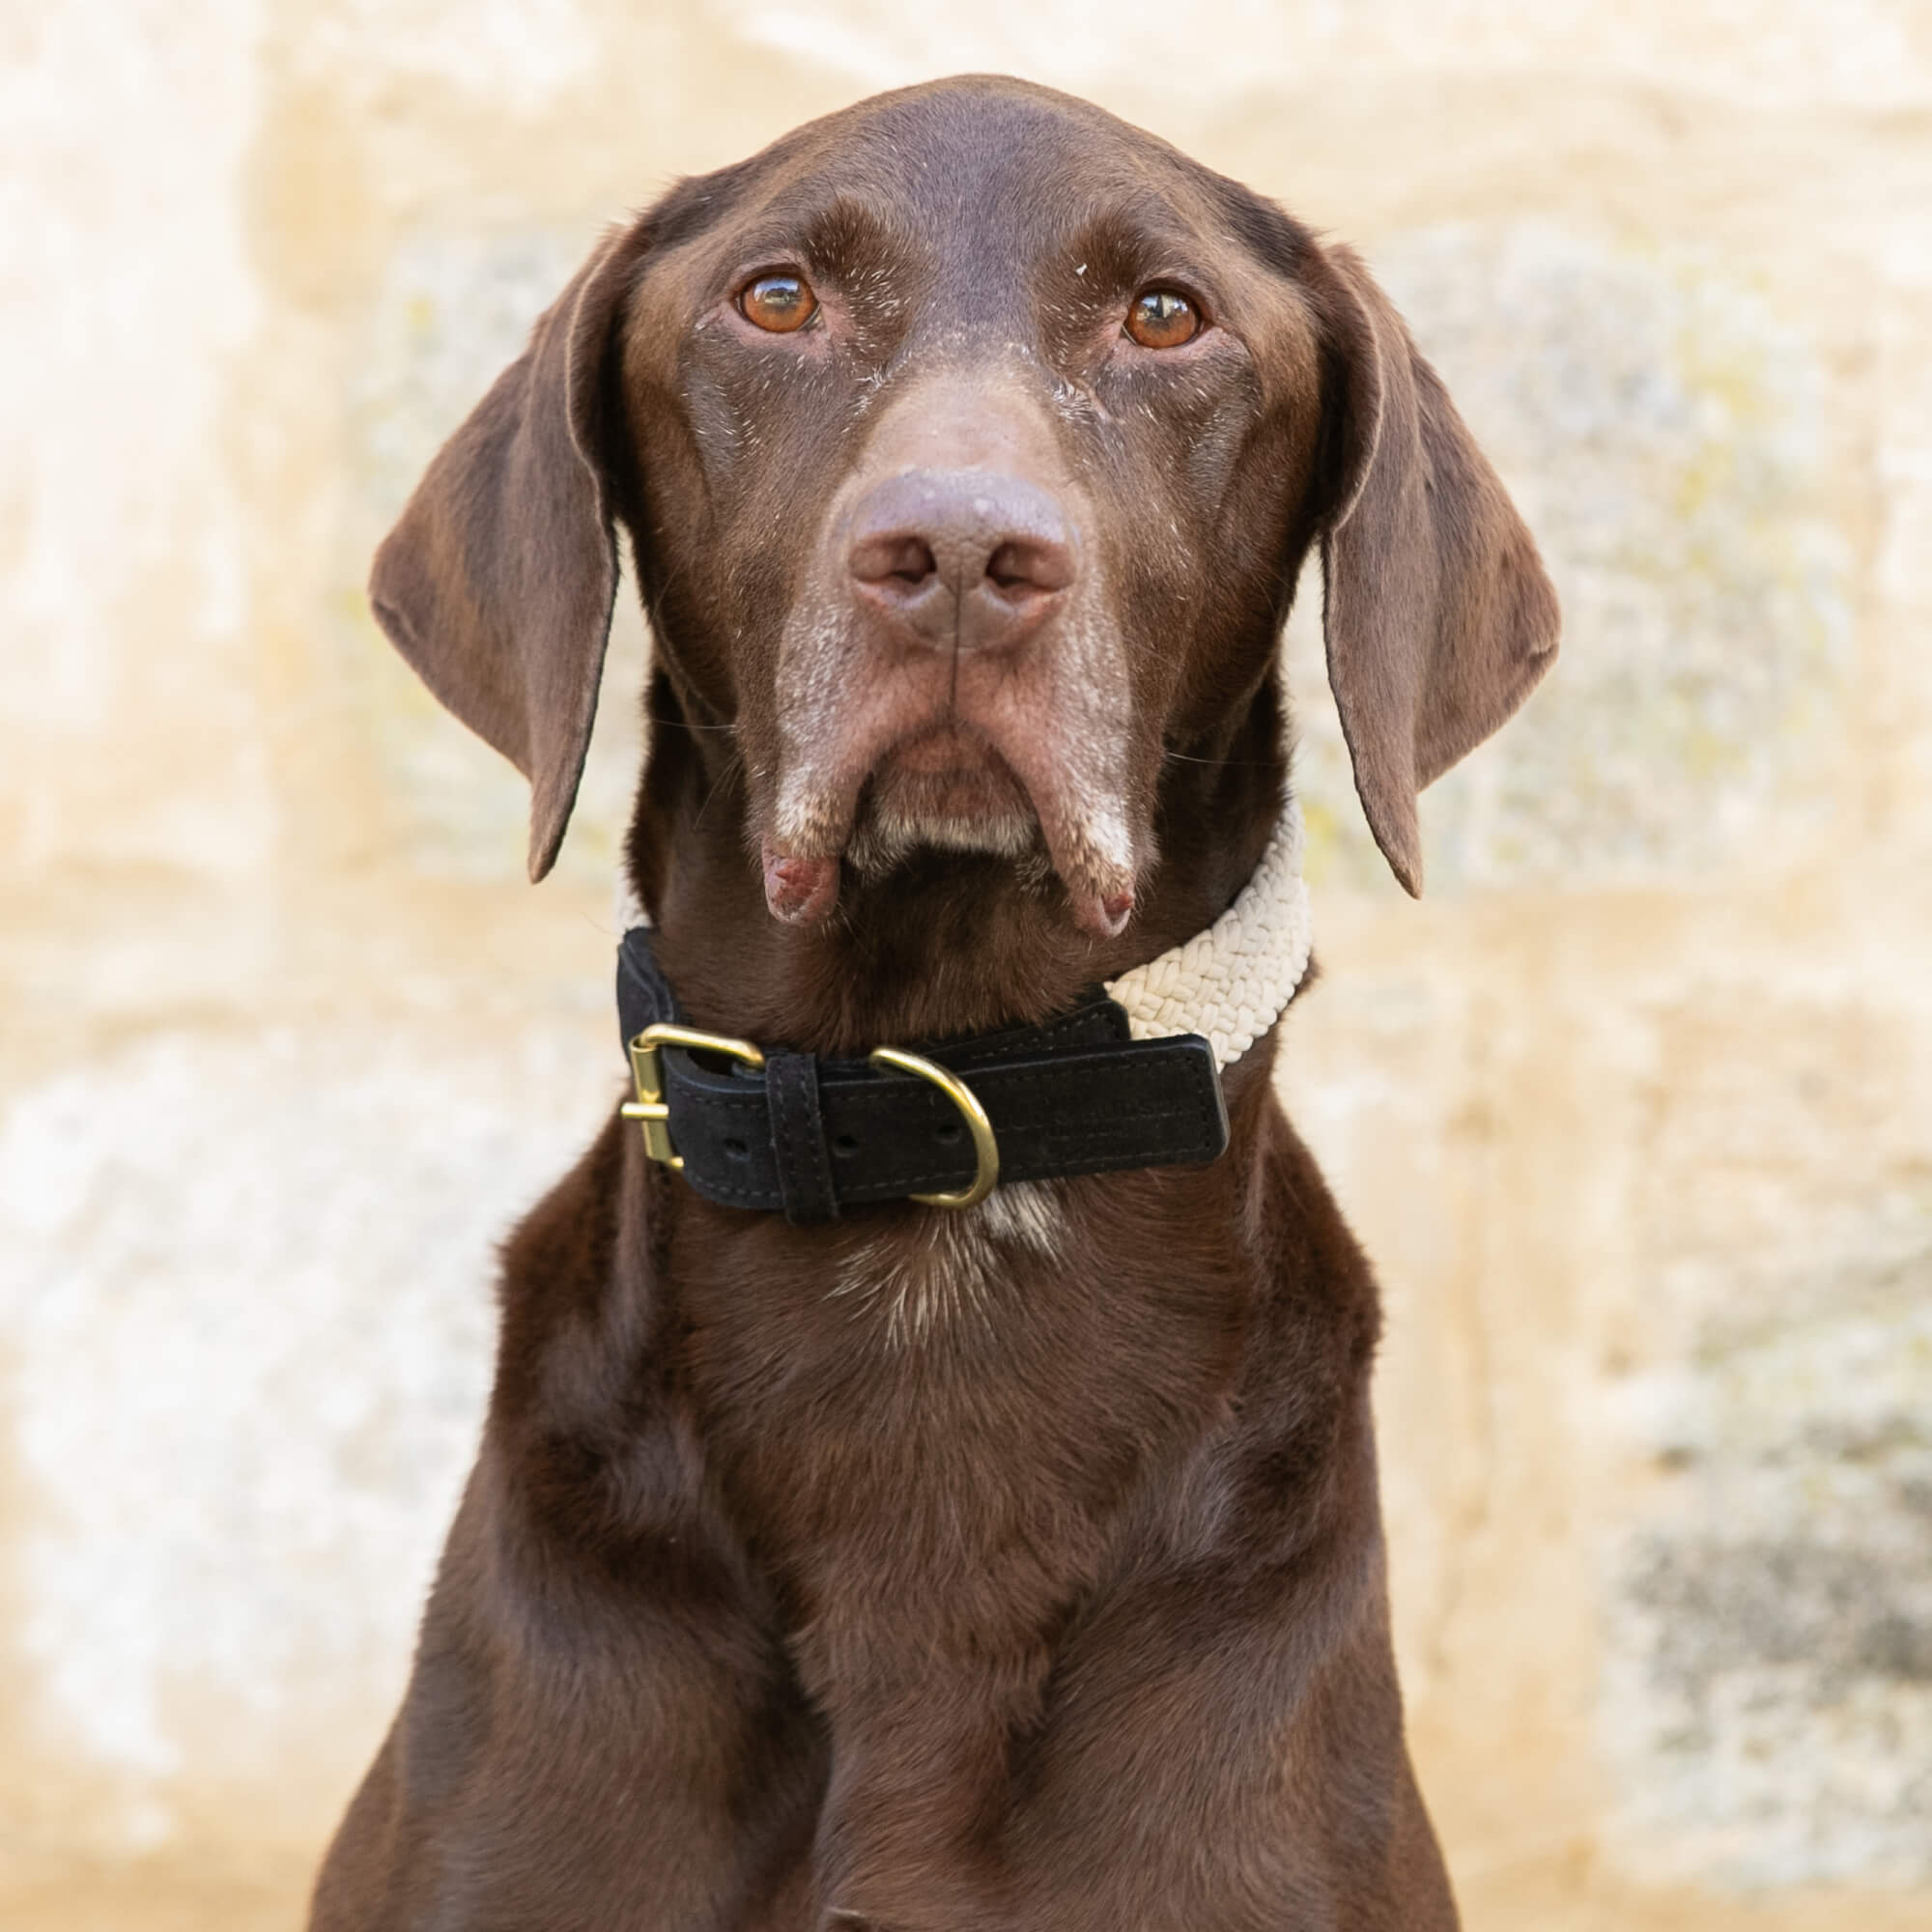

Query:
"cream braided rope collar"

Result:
[[615, 799, 1312, 1072], [1104, 798, 1312, 1069]]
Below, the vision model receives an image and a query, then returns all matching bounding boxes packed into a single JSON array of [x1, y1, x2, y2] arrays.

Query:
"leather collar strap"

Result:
[[615, 929, 1229, 1224]]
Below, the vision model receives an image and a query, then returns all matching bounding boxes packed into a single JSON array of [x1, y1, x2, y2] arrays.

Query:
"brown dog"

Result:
[[313, 75, 1556, 1932]]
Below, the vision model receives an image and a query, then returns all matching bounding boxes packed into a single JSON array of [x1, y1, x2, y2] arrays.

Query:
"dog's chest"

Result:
[[828, 1179, 1070, 1346], [672, 1178, 1256, 1658]]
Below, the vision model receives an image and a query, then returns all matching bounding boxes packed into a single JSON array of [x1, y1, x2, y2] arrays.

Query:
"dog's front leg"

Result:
[[995, 1528, 1460, 1932], [312, 1126, 834, 1932]]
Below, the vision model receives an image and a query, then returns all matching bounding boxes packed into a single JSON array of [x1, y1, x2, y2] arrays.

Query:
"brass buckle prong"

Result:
[[624, 1023, 766, 1170], [867, 1046, 1000, 1209]]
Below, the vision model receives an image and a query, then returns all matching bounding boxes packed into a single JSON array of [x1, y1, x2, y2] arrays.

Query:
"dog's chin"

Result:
[[844, 809, 1049, 883], [766, 729, 1139, 939], [845, 755, 1045, 881]]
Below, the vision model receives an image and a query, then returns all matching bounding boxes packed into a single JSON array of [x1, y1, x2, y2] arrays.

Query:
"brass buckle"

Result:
[[867, 1046, 1000, 1209], [623, 1023, 766, 1170]]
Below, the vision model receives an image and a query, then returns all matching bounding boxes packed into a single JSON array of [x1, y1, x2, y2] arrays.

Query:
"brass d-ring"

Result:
[[867, 1046, 1000, 1209]]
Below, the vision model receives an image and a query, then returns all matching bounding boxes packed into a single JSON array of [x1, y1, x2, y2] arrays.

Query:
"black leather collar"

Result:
[[616, 927, 1229, 1224]]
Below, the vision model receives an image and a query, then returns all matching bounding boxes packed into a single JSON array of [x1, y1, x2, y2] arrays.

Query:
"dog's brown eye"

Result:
[[1125, 288, 1200, 350], [740, 272, 817, 333]]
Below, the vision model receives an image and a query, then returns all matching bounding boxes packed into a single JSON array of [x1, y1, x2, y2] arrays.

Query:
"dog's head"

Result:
[[371, 76, 1555, 946]]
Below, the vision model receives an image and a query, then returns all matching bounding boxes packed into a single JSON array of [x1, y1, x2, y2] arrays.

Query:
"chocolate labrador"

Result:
[[313, 74, 1556, 1932]]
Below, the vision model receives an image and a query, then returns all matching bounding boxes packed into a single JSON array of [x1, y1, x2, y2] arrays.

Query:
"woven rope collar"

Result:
[[616, 800, 1312, 1073], [1104, 799, 1312, 1069]]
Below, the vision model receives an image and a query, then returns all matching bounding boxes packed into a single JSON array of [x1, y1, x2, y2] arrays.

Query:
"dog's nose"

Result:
[[847, 469, 1074, 653]]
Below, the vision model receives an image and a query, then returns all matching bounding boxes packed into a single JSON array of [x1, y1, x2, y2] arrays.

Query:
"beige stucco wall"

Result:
[[4, 3, 1930, 1925]]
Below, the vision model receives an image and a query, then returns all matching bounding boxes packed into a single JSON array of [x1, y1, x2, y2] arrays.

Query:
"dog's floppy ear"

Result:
[[1310, 243, 1559, 895], [368, 218, 651, 881]]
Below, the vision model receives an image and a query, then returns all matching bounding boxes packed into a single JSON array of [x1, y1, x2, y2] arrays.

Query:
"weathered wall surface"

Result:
[[3, 4, 1929, 1925]]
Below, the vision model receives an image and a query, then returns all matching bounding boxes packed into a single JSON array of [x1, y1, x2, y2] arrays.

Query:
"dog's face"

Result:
[[370, 77, 1555, 937], [619, 87, 1330, 937]]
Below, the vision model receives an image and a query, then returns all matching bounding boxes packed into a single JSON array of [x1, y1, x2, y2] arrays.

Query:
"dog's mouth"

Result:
[[855, 725, 1039, 856], [762, 663, 1139, 939]]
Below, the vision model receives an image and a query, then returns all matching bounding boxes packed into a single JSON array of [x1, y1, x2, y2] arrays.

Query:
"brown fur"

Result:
[[315, 75, 1556, 1931]]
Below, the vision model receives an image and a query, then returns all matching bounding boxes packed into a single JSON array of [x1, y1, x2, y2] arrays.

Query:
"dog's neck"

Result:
[[616, 798, 1310, 1070], [623, 677, 1298, 1058]]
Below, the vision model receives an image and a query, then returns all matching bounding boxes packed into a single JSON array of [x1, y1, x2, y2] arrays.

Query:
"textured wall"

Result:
[[4, 4, 1930, 1926]]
